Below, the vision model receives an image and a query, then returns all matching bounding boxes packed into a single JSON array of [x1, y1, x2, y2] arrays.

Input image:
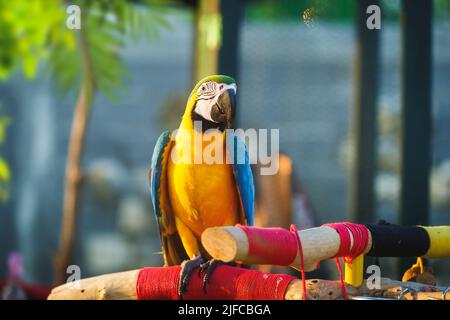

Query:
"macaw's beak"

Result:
[[210, 88, 236, 128]]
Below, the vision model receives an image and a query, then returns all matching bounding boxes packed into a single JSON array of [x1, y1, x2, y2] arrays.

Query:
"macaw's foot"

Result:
[[178, 256, 203, 300], [199, 259, 234, 294]]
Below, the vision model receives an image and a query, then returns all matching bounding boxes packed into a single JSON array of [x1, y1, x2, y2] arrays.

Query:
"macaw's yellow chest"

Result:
[[167, 134, 241, 237]]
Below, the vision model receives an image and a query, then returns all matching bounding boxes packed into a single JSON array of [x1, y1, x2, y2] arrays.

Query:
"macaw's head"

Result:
[[186, 75, 237, 131]]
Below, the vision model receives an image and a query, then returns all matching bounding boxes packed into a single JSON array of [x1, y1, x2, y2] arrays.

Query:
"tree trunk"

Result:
[[53, 30, 95, 285]]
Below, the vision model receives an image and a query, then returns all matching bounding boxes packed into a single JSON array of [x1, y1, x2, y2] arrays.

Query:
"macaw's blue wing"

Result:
[[150, 130, 171, 223], [150, 130, 188, 266], [226, 133, 255, 226]]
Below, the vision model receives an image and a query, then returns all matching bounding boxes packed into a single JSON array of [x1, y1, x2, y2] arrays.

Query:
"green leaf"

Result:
[[0, 157, 10, 183], [0, 116, 11, 144]]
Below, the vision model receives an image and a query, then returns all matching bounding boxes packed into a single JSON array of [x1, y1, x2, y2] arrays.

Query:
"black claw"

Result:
[[200, 259, 225, 294], [197, 263, 204, 278], [178, 256, 203, 300]]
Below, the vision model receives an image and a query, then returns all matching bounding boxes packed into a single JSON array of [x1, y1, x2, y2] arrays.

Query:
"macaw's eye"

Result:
[[201, 86, 206, 91], [219, 85, 224, 90]]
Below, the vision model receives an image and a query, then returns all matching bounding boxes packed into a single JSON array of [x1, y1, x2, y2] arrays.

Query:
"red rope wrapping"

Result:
[[323, 222, 370, 263], [237, 223, 370, 300], [238, 224, 308, 300], [237, 225, 299, 266], [136, 265, 296, 300], [323, 222, 371, 300]]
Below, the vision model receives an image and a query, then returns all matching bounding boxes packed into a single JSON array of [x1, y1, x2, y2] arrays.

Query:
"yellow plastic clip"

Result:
[[345, 255, 364, 287]]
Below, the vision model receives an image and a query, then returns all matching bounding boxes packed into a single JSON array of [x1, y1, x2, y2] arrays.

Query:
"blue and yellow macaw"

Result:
[[149, 75, 254, 297]]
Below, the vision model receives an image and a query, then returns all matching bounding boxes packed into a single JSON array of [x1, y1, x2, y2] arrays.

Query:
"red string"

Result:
[[334, 258, 348, 300], [323, 222, 370, 300], [290, 224, 307, 300], [136, 265, 296, 300]]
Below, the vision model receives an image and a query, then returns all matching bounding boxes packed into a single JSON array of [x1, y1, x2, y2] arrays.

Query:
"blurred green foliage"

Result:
[[0, 0, 70, 79], [0, 103, 11, 203], [0, 0, 172, 204], [0, 157, 10, 203], [0, 115, 11, 145], [47, 0, 172, 101], [434, 0, 450, 20], [246, 0, 450, 23], [246, 0, 356, 22], [0, 0, 172, 100]]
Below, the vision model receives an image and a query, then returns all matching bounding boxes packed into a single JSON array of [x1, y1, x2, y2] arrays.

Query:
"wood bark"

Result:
[[53, 30, 95, 285]]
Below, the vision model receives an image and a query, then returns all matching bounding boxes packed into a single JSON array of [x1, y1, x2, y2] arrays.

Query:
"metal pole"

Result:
[[218, 0, 242, 79], [398, 0, 432, 275], [349, 0, 380, 224], [218, 0, 243, 126]]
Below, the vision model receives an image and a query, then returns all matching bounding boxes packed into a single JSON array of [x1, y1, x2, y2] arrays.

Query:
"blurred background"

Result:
[[0, 0, 449, 296]]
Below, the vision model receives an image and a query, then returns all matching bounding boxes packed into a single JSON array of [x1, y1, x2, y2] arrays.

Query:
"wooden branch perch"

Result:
[[201, 225, 450, 271], [47, 265, 449, 300], [48, 224, 450, 300], [201, 226, 371, 271]]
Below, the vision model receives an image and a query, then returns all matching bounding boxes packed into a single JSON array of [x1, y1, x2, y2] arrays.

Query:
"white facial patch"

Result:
[[194, 82, 237, 123]]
